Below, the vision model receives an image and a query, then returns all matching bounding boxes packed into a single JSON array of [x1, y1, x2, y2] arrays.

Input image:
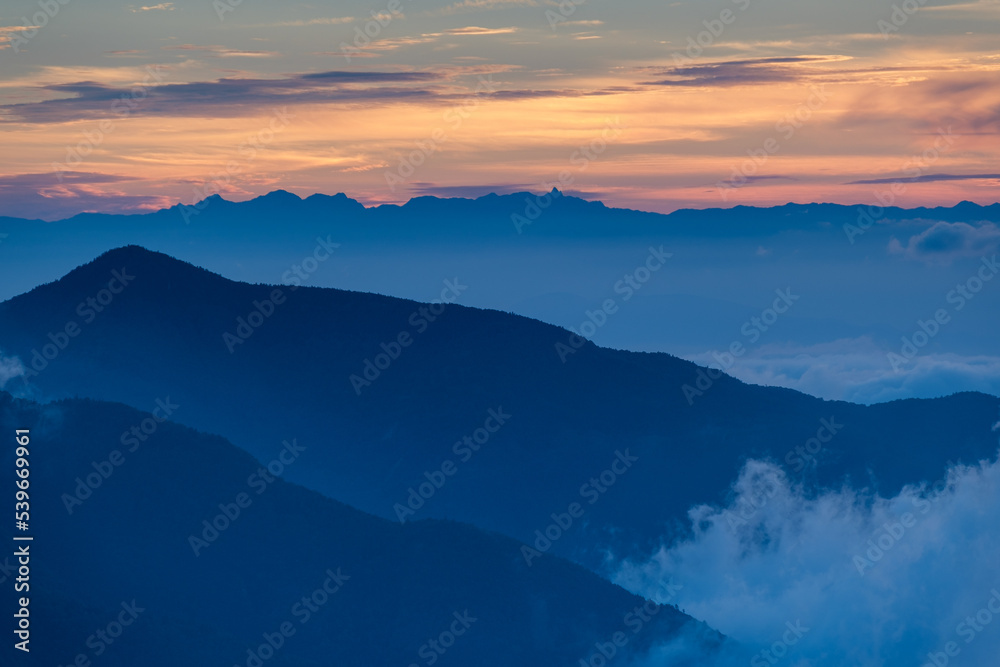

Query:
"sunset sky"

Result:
[[2, 0, 999, 219]]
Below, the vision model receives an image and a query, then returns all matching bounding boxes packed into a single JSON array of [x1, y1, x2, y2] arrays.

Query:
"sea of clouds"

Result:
[[615, 435, 1000, 666]]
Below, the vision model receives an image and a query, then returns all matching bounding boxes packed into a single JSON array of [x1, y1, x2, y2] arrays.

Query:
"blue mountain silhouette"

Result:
[[0, 246, 995, 572]]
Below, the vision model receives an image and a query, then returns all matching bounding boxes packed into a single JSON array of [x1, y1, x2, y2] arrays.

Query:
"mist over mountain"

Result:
[[2, 190, 998, 402], [615, 449, 1000, 666], [0, 390, 727, 666], [0, 247, 995, 573]]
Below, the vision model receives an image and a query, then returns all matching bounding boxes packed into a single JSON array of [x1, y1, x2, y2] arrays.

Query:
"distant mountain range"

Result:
[[4, 191, 1000, 250], [3, 190, 998, 406], [1, 246, 995, 572]]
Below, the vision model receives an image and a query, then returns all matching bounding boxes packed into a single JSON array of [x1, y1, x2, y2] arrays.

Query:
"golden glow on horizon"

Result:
[[2, 9, 999, 217]]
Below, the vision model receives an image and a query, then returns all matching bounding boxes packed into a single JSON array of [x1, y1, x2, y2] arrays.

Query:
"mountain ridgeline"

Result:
[[3, 192, 1000, 301], [0, 391, 724, 666], [0, 247, 996, 571]]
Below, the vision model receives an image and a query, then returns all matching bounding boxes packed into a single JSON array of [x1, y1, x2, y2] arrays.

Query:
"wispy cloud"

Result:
[[0, 172, 139, 188], [408, 183, 530, 197], [923, 0, 1000, 14], [639, 56, 967, 89], [0, 172, 169, 220], [0, 64, 604, 123], [131, 2, 175, 11], [0, 352, 25, 390], [273, 17, 355, 27], [684, 337, 1000, 404], [889, 221, 1000, 262], [314, 50, 380, 58], [436, 0, 538, 15], [444, 26, 518, 35], [341, 34, 442, 54], [849, 172, 1000, 185], [643, 56, 835, 88], [339, 162, 390, 173], [163, 44, 280, 58], [2, 70, 447, 123], [0, 25, 33, 49]]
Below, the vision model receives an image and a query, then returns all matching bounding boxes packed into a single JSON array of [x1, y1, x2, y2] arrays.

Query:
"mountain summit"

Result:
[[1, 247, 996, 570]]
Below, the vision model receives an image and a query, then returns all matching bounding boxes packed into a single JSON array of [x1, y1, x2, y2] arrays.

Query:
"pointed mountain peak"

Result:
[[18, 245, 231, 304], [85, 245, 194, 270], [196, 193, 228, 207]]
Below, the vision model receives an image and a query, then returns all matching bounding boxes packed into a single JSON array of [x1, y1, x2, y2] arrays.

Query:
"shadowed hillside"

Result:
[[0, 247, 996, 569], [0, 391, 724, 666]]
